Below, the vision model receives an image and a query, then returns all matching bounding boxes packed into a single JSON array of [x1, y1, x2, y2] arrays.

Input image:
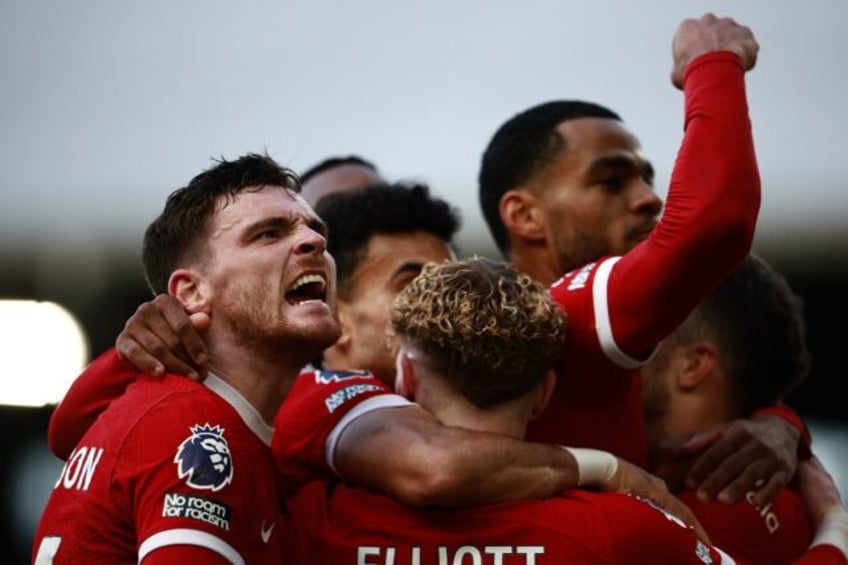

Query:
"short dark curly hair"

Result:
[[142, 153, 299, 295], [478, 100, 621, 256], [390, 257, 567, 409], [314, 182, 461, 299]]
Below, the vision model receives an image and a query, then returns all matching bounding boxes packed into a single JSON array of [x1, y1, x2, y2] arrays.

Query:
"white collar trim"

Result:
[[204, 373, 274, 446]]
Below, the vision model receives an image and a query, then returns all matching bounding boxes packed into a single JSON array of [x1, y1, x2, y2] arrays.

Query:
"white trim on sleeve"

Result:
[[325, 394, 414, 474], [138, 528, 244, 565], [592, 256, 646, 369]]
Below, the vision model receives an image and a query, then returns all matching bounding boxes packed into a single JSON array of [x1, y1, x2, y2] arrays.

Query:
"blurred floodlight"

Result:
[[0, 300, 88, 407]]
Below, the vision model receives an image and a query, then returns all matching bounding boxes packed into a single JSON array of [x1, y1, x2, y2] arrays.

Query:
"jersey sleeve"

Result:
[[752, 403, 813, 460], [582, 51, 761, 361], [272, 369, 411, 495], [140, 543, 233, 564], [679, 487, 813, 563], [797, 545, 848, 565], [48, 347, 139, 460], [551, 257, 647, 369]]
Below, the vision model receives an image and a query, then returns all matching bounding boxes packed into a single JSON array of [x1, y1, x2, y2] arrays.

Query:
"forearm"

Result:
[[334, 406, 579, 506], [667, 50, 761, 261], [805, 508, 848, 564], [752, 403, 811, 460]]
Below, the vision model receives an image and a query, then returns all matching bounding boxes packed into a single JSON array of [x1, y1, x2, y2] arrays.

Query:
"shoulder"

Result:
[[280, 368, 398, 420], [549, 257, 620, 304]]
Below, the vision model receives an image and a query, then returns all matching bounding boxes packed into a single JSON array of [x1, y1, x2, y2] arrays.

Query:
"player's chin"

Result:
[[286, 304, 341, 345], [283, 297, 334, 319]]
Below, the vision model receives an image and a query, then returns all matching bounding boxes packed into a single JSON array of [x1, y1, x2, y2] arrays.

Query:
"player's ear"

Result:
[[677, 342, 718, 391], [394, 350, 417, 398], [529, 369, 557, 420], [334, 301, 353, 350], [321, 301, 352, 370], [169, 269, 209, 314], [500, 189, 546, 243]]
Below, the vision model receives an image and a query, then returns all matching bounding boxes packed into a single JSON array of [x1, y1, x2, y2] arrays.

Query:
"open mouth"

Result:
[[285, 274, 327, 305]]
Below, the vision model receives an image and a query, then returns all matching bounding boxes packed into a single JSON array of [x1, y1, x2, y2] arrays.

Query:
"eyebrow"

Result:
[[392, 261, 426, 280], [244, 214, 328, 239], [245, 216, 293, 237], [587, 154, 655, 181]]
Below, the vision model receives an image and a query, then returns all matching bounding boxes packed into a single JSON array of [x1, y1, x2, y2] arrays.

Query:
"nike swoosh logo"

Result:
[[261, 521, 275, 543]]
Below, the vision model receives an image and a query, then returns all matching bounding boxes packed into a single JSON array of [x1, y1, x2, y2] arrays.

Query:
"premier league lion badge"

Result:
[[174, 424, 234, 492]]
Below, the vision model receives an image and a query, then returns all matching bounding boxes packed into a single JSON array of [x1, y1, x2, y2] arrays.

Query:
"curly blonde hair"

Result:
[[389, 257, 567, 408]]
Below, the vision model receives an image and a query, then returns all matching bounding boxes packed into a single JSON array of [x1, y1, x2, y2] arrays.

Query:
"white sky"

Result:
[[1, 0, 846, 261]]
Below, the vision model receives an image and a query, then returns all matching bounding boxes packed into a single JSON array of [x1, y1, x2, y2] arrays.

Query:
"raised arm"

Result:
[[610, 14, 761, 356]]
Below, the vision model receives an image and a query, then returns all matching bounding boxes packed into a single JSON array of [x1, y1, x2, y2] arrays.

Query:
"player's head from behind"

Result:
[[299, 154, 385, 207], [389, 257, 567, 435], [641, 253, 810, 444], [315, 182, 461, 385], [142, 152, 340, 367], [479, 100, 662, 283]]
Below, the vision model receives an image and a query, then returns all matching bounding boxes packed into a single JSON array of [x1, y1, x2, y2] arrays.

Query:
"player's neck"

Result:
[[422, 391, 528, 439], [204, 339, 301, 424], [508, 246, 561, 286]]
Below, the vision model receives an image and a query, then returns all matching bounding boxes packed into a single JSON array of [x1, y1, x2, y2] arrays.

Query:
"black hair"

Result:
[[478, 100, 621, 255], [315, 182, 461, 299], [299, 155, 379, 184], [671, 254, 810, 415]]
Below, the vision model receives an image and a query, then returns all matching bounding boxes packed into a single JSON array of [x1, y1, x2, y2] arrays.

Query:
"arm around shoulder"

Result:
[[334, 404, 579, 507]]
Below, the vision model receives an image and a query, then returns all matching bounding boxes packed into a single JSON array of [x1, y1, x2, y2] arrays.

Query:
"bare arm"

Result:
[[795, 455, 848, 563], [334, 404, 577, 505], [334, 404, 708, 541]]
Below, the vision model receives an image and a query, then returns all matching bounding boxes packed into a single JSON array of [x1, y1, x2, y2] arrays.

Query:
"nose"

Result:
[[631, 181, 663, 218], [294, 225, 328, 255]]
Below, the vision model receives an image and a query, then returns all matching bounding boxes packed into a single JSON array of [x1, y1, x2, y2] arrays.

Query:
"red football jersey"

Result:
[[287, 483, 734, 564], [33, 374, 284, 564], [528, 52, 761, 468], [679, 485, 814, 564], [273, 368, 409, 494]]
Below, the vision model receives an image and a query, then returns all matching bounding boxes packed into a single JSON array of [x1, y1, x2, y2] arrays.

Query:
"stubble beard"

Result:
[[224, 284, 341, 366], [555, 228, 612, 275]]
